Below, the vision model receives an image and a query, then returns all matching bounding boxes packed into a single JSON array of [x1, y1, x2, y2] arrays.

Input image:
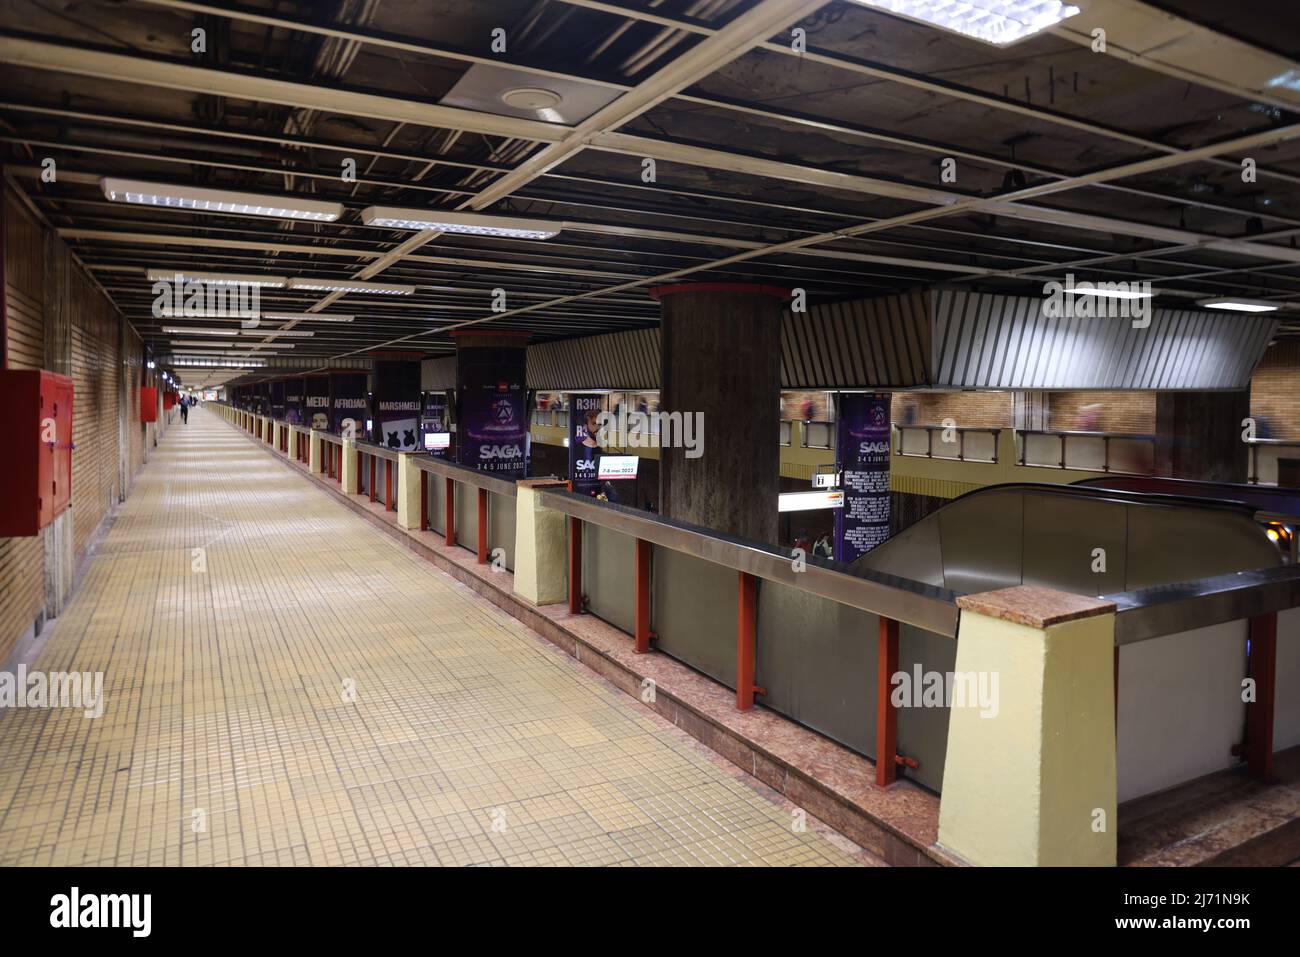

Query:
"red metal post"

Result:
[[335, 445, 341, 483], [476, 487, 488, 563], [876, 616, 900, 788], [355, 450, 362, 490], [420, 471, 429, 530], [385, 460, 392, 510], [1247, 612, 1277, 780], [568, 516, 583, 615], [369, 456, 376, 502], [634, 539, 651, 653], [737, 572, 758, 711], [444, 478, 455, 546]]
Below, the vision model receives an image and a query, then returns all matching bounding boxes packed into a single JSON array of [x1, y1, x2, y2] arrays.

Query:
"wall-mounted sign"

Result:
[[812, 471, 840, 489], [457, 340, 528, 477], [598, 455, 639, 481], [304, 375, 331, 431], [374, 360, 421, 451], [329, 372, 368, 436], [423, 432, 451, 451], [779, 490, 844, 512]]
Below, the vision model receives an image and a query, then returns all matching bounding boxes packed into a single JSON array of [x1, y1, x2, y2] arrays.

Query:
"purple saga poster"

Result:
[[456, 342, 528, 477], [373, 360, 421, 451], [833, 392, 892, 563], [569, 394, 604, 497], [328, 372, 368, 436]]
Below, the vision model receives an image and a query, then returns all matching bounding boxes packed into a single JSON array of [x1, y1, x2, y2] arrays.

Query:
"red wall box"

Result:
[[140, 385, 158, 423], [0, 369, 74, 537], [163, 390, 175, 411]]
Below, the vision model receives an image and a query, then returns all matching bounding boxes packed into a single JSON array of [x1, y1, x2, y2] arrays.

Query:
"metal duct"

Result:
[[527, 327, 660, 390], [782, 292, 930, 389]]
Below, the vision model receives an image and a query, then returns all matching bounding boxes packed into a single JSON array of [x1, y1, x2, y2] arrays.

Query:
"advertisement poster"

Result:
[[457, 343, 527, 477], [422, 391, 450, 456], [329, 373, 368, 436], [285, 377, 304, 425], [373, 360, 421, 451], [254, 381, 270, 416], [833, 392, 892, 563], [304, 375, 331, 431], [569, 393, 604, 496], [269, 379, 286, 420]]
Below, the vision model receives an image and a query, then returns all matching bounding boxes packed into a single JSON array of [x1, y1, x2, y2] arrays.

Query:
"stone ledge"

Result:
[[957, 584, 1116, 629]]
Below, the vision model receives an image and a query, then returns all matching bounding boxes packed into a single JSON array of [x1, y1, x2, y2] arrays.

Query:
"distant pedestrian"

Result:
[[180, 395, 189, 424]]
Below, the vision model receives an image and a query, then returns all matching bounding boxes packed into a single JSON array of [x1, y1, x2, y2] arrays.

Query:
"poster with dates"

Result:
[[456, 344, 528, 478], [833, 392, 892, 563], [569, 394, 604, 496]]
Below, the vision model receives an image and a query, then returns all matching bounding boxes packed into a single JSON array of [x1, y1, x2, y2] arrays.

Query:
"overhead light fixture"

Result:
[[239, 329, 315, 337], [847, 0, 1080, 46], [161, 327, 238, 336], [1065, 286, 1153, 300], [146, 269, 287, 287], [287, 278, 415, 295], [361, 206, 561, 240], [103, 177, 342, 222], [1197, 297, 1281, 313], [172, 358, 267, 368], [262, 312, 355, 323], [171, 340, 295, 349]]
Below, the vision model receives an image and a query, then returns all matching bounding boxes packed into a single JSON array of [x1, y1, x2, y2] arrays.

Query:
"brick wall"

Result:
[[892, 391, 1013, 428], [1047, 391, 1157, 433], [1250, 342, 1300, 440], [1, 181, 152, 662]]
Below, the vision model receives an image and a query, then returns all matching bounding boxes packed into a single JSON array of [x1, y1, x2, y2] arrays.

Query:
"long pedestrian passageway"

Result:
[[0, 409, 871, 867]]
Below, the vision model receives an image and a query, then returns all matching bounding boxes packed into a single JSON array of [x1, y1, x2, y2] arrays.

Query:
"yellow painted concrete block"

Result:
[[396, 454, 422, 530], [513, 480, 569, 606], [308, 431, 322, 473], [341, 440, 359, 495], [939, 590, 1117, 867]]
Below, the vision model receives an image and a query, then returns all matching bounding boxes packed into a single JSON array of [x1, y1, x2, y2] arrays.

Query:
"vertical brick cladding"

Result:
[[1, 182, 149, 661]]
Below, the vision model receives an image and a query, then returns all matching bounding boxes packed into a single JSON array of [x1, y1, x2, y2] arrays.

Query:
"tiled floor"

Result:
[[0, 409, 874, 866]]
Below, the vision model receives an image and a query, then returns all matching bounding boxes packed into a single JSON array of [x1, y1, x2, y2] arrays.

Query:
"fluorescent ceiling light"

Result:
[[103, 177, 342, 222], [847, 0, 1080, 46], [361, 206, 561, 240], [161, 327, 238, 336], [1065, 286, 1153, 300], [146, 269, 287, 287], [239, 329, 315, 337], [171, 340, 295, 349], [1197, 298, 1281, 313], [287, 278, 415, 295], [262, 312, 355, 323], [172, 359, 267, 368]]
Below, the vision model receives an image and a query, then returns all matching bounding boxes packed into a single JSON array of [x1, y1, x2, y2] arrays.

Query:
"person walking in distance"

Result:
[[180, 394, 189, 424]]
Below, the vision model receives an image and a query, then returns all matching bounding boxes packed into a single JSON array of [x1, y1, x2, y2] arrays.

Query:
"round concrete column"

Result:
[[652, 282, 787, 544]]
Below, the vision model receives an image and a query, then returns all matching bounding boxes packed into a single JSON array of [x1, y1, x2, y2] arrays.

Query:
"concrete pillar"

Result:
[[1155, 390, 1249, 482], [513, 479, 569, 605], [309, 431, 322, 473], [396, 453, 422, 530], [653, 282, 786, 543], [939, 585, 1117, 867], [341, 439, 360, 495]]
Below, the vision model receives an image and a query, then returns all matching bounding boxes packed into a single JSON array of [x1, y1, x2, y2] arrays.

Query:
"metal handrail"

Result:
[[413, 454, 519, 498], [536, 487, 959, 636], [1111, 565, 1300, 645], [895, 423, 1000, 463], [354, 439, 401, 464]]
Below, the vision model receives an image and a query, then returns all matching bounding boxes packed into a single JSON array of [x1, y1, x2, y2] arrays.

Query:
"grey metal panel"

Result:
[[426, 468, 446, 535], [935, 487, 1024, 593], [489, 492, 516, 572], [582, 522, 636, 635], [455, 482, 477, 552], [1123, 504, 1281, 590], [651, 547, 738, 688], [928, 289, 1277, 390], [526, 327, 660, 390], [755, 582, 877, 758], [1021, 493, 1128, 595], [896, 624, 957, 793]]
